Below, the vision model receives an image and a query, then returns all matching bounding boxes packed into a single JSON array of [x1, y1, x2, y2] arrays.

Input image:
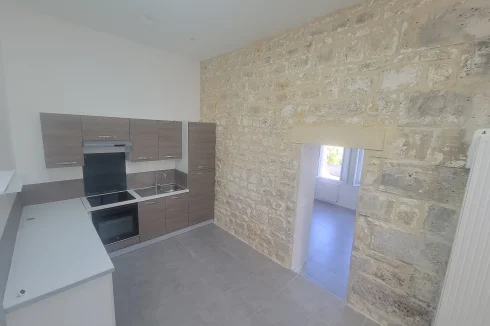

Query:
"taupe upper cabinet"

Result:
[[40, 113, 84, 168], [81, 116, 129, 141], [158, 121, 182, 160], [129, 119, 158, 162], [188, 122, 216, 171]]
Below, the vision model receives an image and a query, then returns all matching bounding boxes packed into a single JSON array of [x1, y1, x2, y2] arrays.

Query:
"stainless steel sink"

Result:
[[134, 184, 187, 197]]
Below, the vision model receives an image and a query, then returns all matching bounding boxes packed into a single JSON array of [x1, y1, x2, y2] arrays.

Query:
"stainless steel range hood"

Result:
[[83, 140, 132, 148]]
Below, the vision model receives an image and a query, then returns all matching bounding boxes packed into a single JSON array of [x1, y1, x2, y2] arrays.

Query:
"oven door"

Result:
[[91, 204, 139, 245]]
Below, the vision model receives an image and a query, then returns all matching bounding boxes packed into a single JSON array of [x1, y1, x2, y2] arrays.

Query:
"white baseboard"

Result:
[[109, 220, 214, 258]]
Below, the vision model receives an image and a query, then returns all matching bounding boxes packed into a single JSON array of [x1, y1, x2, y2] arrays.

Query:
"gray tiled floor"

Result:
[[112, 223, 375, 326], [301, 200, 356, 300]]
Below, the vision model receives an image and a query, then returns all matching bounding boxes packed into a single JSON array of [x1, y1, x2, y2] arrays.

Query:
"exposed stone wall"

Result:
[[200, 0, 490, 325]]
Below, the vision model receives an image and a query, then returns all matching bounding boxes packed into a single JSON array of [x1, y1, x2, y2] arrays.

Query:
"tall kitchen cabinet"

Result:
[[187, 122, 216, 225]]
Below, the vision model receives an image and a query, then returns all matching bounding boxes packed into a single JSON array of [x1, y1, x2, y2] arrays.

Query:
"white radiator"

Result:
[[434, 131, 490, 326]]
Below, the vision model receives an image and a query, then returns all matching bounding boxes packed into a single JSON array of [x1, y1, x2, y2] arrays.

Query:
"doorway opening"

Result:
[[300, 145, 364, 300]]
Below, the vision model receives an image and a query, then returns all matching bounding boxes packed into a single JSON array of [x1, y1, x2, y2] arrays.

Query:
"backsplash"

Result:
[[21, 169, 188, 206]]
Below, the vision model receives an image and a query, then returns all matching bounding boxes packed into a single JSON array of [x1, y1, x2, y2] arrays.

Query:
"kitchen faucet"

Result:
[[155, 171, 167, 188]]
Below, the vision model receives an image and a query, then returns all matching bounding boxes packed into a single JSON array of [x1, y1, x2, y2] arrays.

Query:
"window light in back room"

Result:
[[318, 146, 344, 181]]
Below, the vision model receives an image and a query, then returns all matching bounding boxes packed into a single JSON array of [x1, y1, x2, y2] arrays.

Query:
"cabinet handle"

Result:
[[98, 135, 115, 139], [198, 165, 205, 169], [165, 155, 175, 158], [138, 157, 153, 160], [171, 196, 179, 199], [145, 201, 156, 205], [197, 172, 204, 175], [57, 161, 77, 165]]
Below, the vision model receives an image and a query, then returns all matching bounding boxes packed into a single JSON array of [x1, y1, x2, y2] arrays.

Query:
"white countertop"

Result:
[[81, 187, 190, 212], [3, 199, 114, 313]]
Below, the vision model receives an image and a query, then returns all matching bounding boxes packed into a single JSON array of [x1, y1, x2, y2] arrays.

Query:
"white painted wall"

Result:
[[315, 148, 361, 211], [291, 144, 321, 271], [0, 41, 15, 172], [0, 5, 200, 185], [6, 273, 115, 326]]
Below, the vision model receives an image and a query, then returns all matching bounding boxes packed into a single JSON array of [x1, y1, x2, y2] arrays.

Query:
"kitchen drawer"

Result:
[[81, 116, 130, 141], [138, 198, 166, 242], [40, 113, 84, 168], [159, 121, 182, 160], [187, 170, 215, 195], [166, 193, 189, 233]]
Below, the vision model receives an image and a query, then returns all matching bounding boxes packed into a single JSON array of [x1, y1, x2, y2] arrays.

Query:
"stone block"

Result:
[[365, 27, 399, 58], [382, 65, 423, 91], [370, 225, 452, 272], [342, 76, 374, 95], [323, 78, 339, 100], [373, 263, 407, 289], [385, 128, 433, 161], [357, 192, 395, 222], [353, 215, 371, 251], [399, 91, 471, 126], [423, 203, 458, 242], [428, 63, 453, 88], [350, 273, 435, 326], [271, 62, 288, 76], [288, 57, 310, 73], [361, 156, 382, 186], [401, 2, 490, 51], [395, 199, 422, 228], [340, 39, 364, 62], [314, 45, 337, 67], [459, 40, 490, 84], [407, 269, 442, 304], [428, 129, 469, 168], [379, 162, 468, 204], [471, 89, 490, 125], [366, 95, 398, 124]]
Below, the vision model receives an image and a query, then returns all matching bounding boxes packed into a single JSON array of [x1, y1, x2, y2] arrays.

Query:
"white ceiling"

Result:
[[9, 0, 360, 61]]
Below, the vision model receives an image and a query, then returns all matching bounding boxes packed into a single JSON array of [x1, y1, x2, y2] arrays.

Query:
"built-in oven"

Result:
[[91, 204, 139, 246]]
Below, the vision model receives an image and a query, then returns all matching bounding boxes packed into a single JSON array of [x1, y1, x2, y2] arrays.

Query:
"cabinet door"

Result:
[[166, 193, 189, 232], [40, 113, 84, 168], [189, 194, 214, 225], [158, 121, 182, 160], [187, 170, 215, 196], [138, 197, 166, 242], [188, 170, 215, 226], [130, 119, 158, 162], [81, 116, 130, 141], [188, 122, 216, 171]]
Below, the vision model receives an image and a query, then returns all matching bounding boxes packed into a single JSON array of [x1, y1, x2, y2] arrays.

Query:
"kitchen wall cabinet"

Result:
[[158, 121, 182, 160], [129, 119, 158, 162], [165, 193, 189, 232], [40, 113, 84, 168], [138, 197, 166, 241], [188, 122, 216, 171], [81, 116, 130, 141]]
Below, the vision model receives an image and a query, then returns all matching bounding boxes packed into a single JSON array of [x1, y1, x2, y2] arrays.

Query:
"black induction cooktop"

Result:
[[86, 191, 135, 208]]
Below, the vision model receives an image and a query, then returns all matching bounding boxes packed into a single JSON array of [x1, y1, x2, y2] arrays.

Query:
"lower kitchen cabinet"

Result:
[[166, 193, 189, 233], [138, 197, 166, 242]]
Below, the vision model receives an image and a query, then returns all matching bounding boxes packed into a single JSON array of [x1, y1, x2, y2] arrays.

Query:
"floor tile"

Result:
[[364, 318, 381, 326], [230, 273, 280, 310], [112, 224, 372, 326], [259, 291, 310, 326], [304, 200, 356, 299], [206, 291, 258, 326], [257, 261, 298, 289], [240, 313, 274, 326], [220, 236, 272, 272]]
